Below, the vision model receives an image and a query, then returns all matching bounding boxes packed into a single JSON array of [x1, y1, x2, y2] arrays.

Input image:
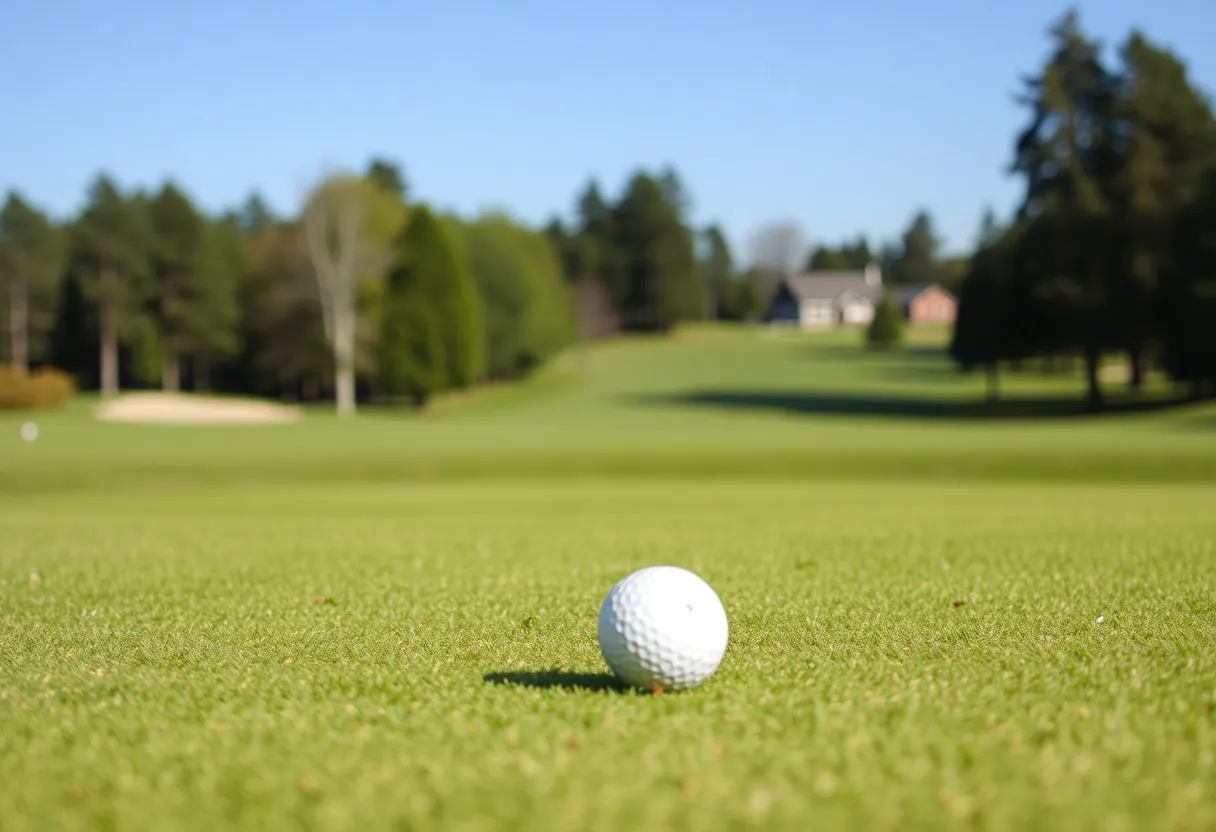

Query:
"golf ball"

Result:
[[597, 565, 729, 691], [20, 422, 38, 442]]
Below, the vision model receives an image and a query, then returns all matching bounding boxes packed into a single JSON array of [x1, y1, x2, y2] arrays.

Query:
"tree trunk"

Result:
[[1084, 343, 1104, 411], [98, 272, 119, 397], [1128, 348, 1144, 392], [162, 350, 180, 392], [335, 355, 356, 416], [9, 278, 30, 373], [333, 320, 357, 417], [985, 362, 999, 403]]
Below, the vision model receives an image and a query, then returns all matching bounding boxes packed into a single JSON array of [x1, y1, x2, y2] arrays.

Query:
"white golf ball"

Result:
[[21, 422, 38, 442], [597, 565, 729, 691]]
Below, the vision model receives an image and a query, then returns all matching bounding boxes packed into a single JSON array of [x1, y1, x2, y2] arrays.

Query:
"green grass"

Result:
[[4, 324, 1215, 492], [2, 325, 1215, 830]]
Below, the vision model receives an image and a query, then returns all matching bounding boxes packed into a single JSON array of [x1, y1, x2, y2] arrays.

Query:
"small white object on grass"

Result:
[[1096, 615, 1105, 624], [20, 422, 38, 442], [597, 565, 729, 692]]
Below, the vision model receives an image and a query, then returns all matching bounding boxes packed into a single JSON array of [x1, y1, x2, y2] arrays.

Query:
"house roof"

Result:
[[784, 272, 882, 303], [891, 283, 956, 305]]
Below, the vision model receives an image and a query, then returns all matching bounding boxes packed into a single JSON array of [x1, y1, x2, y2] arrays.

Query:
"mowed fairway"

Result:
[[2, 325, 1215, 831]]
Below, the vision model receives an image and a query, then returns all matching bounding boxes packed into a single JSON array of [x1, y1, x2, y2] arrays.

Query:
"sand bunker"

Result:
[[95, 392, 302, 425]]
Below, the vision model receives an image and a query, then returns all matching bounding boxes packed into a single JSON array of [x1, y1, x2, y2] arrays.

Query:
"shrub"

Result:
[[0, 365, 76, 410], [866, 291, 904, 350]]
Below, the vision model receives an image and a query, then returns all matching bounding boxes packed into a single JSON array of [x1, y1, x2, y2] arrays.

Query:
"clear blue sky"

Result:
[[2, 0, 1213, 260]]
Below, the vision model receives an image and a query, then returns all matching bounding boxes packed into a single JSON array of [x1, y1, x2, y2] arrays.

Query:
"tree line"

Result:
[[1, 153, 963, 413], [0, 159, 591, 414], [4, 8, 1211, 415], [543, 175, 966, 330], [950, 10, 1216, 407]]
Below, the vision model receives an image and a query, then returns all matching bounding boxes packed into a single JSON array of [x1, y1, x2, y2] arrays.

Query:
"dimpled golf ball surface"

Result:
[[597, 566, 729, 691]]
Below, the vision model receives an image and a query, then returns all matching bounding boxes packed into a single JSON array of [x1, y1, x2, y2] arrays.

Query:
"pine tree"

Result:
[[0, 192, 63, 372], [376, 206, 485, 406], [377, 281, 444, 408], [70, 175, 153, 396], [866, 291, 903, 350]]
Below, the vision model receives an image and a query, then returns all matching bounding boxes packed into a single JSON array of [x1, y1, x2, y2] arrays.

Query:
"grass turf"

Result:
[[2, 324, 1215, 830]]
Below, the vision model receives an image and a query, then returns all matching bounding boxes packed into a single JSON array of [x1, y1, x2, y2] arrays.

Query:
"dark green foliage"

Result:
[[0, 192, 64, 370], [1003, 10, 1128, 408], [70, 177, 152, 314], [240, 222, 332, 399], [699, 225, 735, 320], [887, 212, 949, 286], [434, 225, 485, 389], [950, 220, 1028, 401], [366, 157, 409, 202], [806, 236, 873, 271], [69, 175, 154, 394], [866, 292, 903, 350], [728, 269, 763, 320], [972, 8, 1216, 408], [550, 172, 702, 332], [1107, 32, 1216, 390], [377, 206, 485, 404], [147, 182, 240, 388], [49, 272, 94, 386], [236, 193, 275, 237], [608, 172, 701, 331], [1160, 166, 1216, 394], [377, 281, 444, 407], [445, 213, 574, 380]]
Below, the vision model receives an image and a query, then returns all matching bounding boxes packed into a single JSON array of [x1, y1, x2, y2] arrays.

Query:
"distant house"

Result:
[[767, 264, 883, 328], [892, 283, 957, 325]]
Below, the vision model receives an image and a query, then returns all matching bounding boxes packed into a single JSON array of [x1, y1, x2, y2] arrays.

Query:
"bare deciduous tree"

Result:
[[300, 176, 395, 417], [748, 221, 807, 309], [572, 277, 619, 366]]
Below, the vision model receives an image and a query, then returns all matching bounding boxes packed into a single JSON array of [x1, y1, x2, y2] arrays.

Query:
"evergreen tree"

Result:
[[1160, 164, 1216, 396], [866, 291, 903, 350], [888, 211, 946, 285], [610, 172, 700, 330], [377, 206, 485, 404], [806, 236, 873, 271], [236, 192, 275, 238], [366, 157, 409, 202], [377, 274, 444, 408], [950, 221, 1027, 401], [69, 175, 153, 396], [0, 192, 63, 371], [699, 225, 735, 319], [1108, 31, 1216, 390], [1008, 8, 1121, 409], [50, 272, 95, 386], [148, 182, 240, 390]]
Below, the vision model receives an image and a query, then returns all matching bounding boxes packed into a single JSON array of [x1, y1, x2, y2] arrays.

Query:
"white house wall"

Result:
[[840, 301, 875, 325], [799, 300, 834, 327]]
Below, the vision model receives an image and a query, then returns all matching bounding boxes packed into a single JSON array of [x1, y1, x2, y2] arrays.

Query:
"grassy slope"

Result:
[[3, 324, 1215, 491], [1, 325, 1215, 831]]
